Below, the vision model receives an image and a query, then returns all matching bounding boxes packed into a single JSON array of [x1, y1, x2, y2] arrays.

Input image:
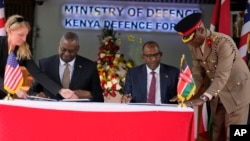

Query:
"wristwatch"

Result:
[[200, 95, 209, 101]]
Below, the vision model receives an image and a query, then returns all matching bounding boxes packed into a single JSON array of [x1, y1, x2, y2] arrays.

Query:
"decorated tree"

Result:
[[96, 27, 133, 98]]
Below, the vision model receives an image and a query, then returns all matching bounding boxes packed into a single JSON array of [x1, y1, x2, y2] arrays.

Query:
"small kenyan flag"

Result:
[[177, 54, 196, 102]]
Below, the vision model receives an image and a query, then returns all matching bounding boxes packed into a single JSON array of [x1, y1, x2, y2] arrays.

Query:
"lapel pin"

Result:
[[165, 75, 168, 78]]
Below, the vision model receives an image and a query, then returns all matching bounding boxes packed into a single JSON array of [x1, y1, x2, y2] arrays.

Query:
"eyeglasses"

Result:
[[9, 17, 25, 28], [143, 52, 162, 59]]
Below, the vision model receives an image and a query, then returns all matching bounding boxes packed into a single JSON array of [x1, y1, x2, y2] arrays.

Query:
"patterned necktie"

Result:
[[62, 63, 70, 88], [148, 71, 156, 104]]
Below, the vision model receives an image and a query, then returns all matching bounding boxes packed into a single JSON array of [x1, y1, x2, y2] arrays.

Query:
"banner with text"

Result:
[[62, 1, 201, 33]]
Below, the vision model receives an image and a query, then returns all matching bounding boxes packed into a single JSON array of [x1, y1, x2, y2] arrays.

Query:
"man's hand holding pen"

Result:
[[121, 94, 132, 103]]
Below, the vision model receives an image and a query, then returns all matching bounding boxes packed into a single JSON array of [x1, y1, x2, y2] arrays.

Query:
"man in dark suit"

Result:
[[28, 32, 104, 102], [121, 41, 179, 104]]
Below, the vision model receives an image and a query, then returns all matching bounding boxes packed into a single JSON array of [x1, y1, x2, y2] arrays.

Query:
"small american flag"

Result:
[[239, 1, 250, 66], [4, 51, 23, 94]]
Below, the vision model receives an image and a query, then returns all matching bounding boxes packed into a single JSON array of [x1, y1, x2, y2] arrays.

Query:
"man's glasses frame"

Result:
[[143, 52, 162, 59]]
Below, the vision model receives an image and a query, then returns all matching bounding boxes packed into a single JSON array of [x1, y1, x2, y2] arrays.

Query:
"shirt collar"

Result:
[[59, 58, 76, 67], [200, 38, 206, 53], [146, 64, 160, 74]]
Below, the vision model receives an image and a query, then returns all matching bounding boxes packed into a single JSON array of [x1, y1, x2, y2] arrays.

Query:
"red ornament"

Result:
[[114, 46, 120, 51], [110, 56, 115, 61], [111, 84, 117, 91], [110, 91, 116, 97], [206, 37, 212, 47], [105, 56, 110, 61], [100, 81, 106, 89], [99, 46, 105, 50], [103, 91, 109, 97]]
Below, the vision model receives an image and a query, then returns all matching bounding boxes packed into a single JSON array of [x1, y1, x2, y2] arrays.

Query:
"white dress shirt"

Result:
[[59, 58, 75, 82]]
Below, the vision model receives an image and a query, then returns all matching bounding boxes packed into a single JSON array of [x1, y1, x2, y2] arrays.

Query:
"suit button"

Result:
[[214, 92, 218, 95]]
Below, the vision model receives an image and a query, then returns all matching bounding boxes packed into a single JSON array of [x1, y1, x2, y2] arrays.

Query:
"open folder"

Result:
[[26, 95, 90, 102]]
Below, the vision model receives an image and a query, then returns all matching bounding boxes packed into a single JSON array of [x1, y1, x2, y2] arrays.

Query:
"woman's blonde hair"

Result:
[[5, 14, 32, 60]]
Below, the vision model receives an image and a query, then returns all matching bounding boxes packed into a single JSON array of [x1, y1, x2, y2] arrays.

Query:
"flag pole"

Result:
[[178, 54, 187, 108], [4, 93, 14, 101]]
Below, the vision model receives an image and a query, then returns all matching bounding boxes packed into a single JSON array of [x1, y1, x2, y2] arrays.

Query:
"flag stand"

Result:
[[177, 54, 196, 108], [178, 101, 187, 108], [178, 98, 187, 108], [4, 93, 14, 101]]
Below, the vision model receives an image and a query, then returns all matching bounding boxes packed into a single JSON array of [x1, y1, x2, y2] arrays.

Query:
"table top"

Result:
[[0, 99, 193, 112]]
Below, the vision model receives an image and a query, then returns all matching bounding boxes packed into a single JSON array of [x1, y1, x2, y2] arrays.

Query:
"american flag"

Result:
[[0, 0, 5, 35], [239, 0, 250, 63], [4, 51, 23, 94]]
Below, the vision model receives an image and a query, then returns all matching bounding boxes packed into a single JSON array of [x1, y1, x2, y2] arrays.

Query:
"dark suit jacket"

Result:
[[123, 63, 179, 104], [28, 55, 104, 102], [0, 36, 62, 99]]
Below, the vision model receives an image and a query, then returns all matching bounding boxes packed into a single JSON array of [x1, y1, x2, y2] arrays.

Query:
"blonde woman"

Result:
[[0, 14, 77, 99]]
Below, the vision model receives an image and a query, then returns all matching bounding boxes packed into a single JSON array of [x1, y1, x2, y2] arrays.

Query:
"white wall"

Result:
[[33, 0, 214, 68]]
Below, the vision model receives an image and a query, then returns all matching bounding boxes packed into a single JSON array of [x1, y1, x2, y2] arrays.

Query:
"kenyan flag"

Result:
[[177, 54, 196, 102]]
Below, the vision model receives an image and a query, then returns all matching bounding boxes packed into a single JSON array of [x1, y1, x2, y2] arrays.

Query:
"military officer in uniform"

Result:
[[174, 13, 250, 141]]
